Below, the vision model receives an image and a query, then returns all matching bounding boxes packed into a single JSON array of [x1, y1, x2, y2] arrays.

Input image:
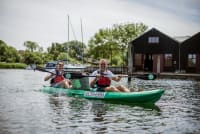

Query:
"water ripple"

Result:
[[0, 70, 200, 133]]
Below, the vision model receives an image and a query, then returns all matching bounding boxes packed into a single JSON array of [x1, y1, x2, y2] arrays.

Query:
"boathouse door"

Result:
[[144, 54, 153, 71]]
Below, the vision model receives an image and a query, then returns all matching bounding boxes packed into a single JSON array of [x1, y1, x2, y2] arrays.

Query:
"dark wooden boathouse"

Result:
[[180, 32, 200, 73], [128, 28, 180, 73]]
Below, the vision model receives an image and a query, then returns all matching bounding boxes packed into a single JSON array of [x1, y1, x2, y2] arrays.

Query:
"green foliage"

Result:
[[0, 40, 8, 61], [47, 41, 86, 62], [42, 52, 53, 63], [0, 62, 27, 69], [111, 55, 122, 66], [22, 51, 43, 64], [0, 40, 21, 63], [47, 42, 67, 60], [24, 41, 40, 52], [88, 22, 147, 65], [57, 53, 67, 60]]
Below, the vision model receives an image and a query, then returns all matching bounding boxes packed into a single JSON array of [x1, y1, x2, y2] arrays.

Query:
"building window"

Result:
[[164, 54, 172, 67], [188, 54, 196, 67], [148, 36, 159, 44], [135, 54, 142, 65]]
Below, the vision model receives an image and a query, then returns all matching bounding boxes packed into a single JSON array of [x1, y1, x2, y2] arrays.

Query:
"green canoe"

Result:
[[41, 86, 164, 104]]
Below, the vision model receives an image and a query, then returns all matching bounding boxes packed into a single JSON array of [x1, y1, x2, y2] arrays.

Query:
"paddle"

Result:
[[31, 64, 94, 78], [65, 73, 156, 80], [31, 64, 156, 80], [31, 64, 56, 74]]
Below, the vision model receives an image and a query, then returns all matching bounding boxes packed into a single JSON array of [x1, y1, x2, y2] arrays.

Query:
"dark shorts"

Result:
[[51, 83, 61, 88], [96, 87, 106, 92]]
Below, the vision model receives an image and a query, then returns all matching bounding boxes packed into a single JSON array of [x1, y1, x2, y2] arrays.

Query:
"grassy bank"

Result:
[[0, 62, 27, 69]]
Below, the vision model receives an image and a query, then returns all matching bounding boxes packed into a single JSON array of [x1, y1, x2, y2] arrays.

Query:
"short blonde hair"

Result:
[[99, 59, 108, 69], [99, 59, 107, 64]]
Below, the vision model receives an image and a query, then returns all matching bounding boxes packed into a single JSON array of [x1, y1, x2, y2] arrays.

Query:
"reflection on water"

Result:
[[91, 101, 107, 122], [0, 70, 200, 133]]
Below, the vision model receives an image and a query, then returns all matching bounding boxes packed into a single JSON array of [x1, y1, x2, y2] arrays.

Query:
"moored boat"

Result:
[[44, 60, 87, 72], [41, 86, 164, 104]]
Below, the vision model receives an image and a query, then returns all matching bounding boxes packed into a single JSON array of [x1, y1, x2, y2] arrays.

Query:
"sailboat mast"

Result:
[[68, 15, 70, 42], [80, 18, 84, 64], [67, 15, 69, 62]]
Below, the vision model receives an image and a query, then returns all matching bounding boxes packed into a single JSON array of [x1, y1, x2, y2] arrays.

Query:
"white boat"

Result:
[[44, 61, 87, 72]]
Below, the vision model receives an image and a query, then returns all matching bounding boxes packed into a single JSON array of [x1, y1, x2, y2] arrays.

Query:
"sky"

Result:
[[0, 0, 200, 50]]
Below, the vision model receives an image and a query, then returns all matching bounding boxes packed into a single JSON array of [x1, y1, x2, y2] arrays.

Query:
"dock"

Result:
[[86, 66, 200, 80], [131, 72, 200, 80]]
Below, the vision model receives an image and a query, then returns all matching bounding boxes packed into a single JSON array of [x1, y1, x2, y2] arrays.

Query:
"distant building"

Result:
[[128, 28, 200, 74], [180, 32, 200, 73]]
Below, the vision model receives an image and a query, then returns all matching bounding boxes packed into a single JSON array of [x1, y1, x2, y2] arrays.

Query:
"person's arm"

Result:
[[112, 75, 121, 82], [44, 73, 54, 81], [90, 77, 98, 87], [109, 70, 121, 82], [44, 70, 55, 81], [89, 71, 99, 87]]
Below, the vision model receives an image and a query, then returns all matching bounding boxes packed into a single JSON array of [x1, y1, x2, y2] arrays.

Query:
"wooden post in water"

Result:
[[128, 75, 131, 82], [128, 69, 131, 82]]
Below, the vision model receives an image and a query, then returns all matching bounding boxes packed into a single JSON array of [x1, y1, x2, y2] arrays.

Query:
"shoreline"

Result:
[[0, 62, 27, 69]]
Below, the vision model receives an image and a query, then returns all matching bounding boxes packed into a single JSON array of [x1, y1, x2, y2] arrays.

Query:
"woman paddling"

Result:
[[44, 61, 72, 88], [90, 59, 130, 92]]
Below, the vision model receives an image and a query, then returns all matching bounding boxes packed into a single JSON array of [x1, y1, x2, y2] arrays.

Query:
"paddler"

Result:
[[90, 59, 130, 92], [44, 61, 72, 88]]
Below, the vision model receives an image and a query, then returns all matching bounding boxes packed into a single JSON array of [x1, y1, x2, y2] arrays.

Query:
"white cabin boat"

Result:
[[44, 61, 87, 72]]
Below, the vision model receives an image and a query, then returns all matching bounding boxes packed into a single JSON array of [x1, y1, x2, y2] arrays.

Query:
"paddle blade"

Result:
[[136, 73, 157, 80], [30, 64, 36, 70], [147, 74, 157, 80], [64, 72, 86, 79]]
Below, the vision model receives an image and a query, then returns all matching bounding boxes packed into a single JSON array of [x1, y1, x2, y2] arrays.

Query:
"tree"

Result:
[[22, 51, 43, 64], [57, 53, 67, 60], [0, 40, 20, 62], [24, 41, 39, 52], [0, 40, 8, 62], [88, 22, 148, 65], [6, 46, 20, 62], [42, 52, 53, 63], [47, 41, 86, 62], [67, 40, 86, 61], [47, 42, 65, 60]]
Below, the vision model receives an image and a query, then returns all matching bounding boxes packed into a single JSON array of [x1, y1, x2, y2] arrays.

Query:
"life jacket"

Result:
[[51, 70, 65, 84], [96, 76, 111, 87], [96, 70, 111, 87]]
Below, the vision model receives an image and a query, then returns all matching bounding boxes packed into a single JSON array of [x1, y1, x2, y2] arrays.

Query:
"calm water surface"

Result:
[[0, 69, 200, 134]]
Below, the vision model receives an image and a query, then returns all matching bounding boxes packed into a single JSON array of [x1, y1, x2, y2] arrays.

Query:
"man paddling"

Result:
[[90, 59, 130, 92], [44, 61, 72, 88]]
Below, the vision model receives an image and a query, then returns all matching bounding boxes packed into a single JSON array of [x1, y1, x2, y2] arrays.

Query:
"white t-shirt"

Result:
[[91, 70, 114, 80]]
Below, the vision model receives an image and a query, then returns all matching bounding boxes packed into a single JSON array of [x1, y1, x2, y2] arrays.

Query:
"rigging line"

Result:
[[69, 18, 77, 41]]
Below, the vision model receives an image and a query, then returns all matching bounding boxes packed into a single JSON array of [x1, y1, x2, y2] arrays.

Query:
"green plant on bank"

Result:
[[0, 62, 27, 69]]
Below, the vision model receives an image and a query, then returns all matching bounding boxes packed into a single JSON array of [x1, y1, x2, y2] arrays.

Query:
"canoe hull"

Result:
[[41, 87, 164, 104]]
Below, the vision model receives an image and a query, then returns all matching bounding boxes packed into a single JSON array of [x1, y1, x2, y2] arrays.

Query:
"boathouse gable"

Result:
[[181, 32, 200, 73], [129, 28, 179, 73], [132, 28, 179, 54]]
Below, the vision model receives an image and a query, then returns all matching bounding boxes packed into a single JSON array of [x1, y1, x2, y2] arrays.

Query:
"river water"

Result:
[[0, 69, 200, 134]]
